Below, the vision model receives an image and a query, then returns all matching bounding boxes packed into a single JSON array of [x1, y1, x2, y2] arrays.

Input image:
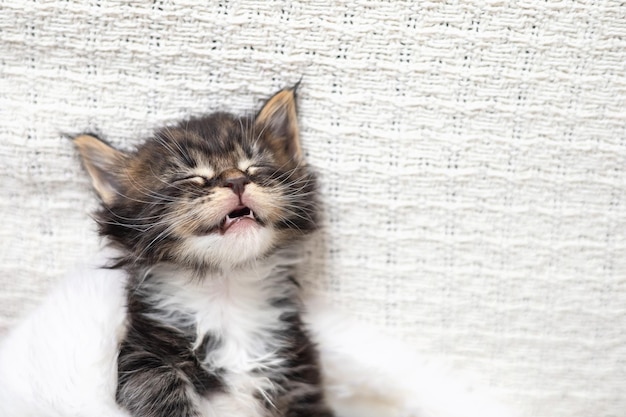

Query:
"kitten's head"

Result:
[[74, 87, 318, 271]]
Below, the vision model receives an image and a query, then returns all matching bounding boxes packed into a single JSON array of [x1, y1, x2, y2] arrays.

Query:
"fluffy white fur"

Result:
[[0, 249, 128, 417], [0, 250, 514, 417], [304, 298, 517, 417]]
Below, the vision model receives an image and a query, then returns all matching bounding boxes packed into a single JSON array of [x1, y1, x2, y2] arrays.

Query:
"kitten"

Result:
[[0, 88, 514, 417], [80, 87, 331, 417]]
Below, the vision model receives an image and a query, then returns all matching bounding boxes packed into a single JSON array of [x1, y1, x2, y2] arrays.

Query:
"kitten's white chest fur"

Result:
[[143, 258, 297, 417]]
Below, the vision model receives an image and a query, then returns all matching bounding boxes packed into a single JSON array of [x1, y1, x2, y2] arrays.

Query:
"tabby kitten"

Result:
[[75, 87, 331, 417]]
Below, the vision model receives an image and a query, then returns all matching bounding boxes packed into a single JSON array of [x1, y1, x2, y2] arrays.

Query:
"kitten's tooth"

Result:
[[220, 217, 231, 234]]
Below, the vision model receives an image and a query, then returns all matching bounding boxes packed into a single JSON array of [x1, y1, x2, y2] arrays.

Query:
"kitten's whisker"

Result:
[[258, 198, 316, 226], [152, 132, 177, 158], [100, 214, 181, 232], [238, 117, 246, 146], [125, 208, 203, 265], [132, 224, 177, 264], [105, 209, 164, 222], [163, 126, 198, 167], [122, 172, 186, 204], [264, 159, 298, 182], [278, 208, 316, 226], [252, 120, 270, 147], [276, 215, 305, 231], [155, 127, 188, 163]]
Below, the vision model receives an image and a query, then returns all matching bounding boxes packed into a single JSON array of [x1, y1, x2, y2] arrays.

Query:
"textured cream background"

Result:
[[1, 1, 625, 416]]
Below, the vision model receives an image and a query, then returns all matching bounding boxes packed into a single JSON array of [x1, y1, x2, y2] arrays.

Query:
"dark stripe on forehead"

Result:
[[179, 113, 241, 156]]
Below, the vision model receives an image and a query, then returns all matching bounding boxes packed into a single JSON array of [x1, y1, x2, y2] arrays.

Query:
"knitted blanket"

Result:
[[1, 1, 625, 416]]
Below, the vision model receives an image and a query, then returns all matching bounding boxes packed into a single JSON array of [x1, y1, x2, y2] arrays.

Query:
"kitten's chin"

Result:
[[179, 226, 276, 270]]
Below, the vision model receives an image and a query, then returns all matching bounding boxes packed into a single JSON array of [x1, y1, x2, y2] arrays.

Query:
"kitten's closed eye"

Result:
[[173, 176, 211, 186], [245, 164, 278, 178], [244, 166, 261, 176]]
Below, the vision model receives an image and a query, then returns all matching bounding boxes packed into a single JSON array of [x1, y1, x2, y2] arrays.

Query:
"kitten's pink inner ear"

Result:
[[74, 134, 127, 206], [255, 88, 303, 162]]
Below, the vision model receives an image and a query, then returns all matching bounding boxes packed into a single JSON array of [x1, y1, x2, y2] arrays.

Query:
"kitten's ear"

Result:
[[255, 86, 303, 162], [73, 134, 128, 205]]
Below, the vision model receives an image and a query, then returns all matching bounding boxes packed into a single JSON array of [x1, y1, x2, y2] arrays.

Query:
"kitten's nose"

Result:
[[223, 176, 249, 197]]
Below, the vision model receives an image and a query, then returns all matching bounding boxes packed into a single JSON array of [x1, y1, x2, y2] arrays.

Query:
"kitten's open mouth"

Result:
[[219, 206, 258, 234]]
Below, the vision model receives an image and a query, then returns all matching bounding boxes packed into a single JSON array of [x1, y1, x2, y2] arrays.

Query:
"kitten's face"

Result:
[[75, 88, 317, 271]]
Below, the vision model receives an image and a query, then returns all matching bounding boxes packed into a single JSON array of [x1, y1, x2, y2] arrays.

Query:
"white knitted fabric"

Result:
[[1, 1, 625, 416]]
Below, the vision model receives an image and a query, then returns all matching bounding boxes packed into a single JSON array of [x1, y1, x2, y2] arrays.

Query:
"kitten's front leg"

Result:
[[116, 320, 222, 417]]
